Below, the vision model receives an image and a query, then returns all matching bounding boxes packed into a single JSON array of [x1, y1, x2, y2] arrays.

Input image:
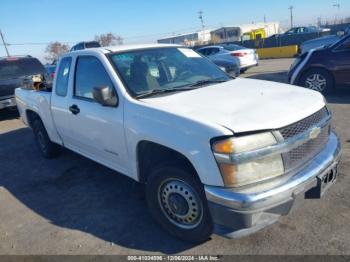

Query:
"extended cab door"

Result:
[[65, 55, 129, 174], [51, 57, 73, 143]]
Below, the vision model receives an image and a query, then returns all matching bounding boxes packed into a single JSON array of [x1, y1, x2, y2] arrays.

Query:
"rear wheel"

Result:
[[32, 119, 61, 158], [146, 163, 213, 243], [299, 68, 334, 94]]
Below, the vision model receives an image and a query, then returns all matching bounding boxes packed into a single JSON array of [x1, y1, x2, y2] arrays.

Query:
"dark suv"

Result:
[[0, 56, 46, 110], [289, 34, 350, 94]]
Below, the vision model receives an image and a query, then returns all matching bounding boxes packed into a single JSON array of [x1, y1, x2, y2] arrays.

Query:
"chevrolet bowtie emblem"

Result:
[[309, 127, 321, 140]]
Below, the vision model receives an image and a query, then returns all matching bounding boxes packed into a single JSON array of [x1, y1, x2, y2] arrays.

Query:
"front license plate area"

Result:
[[305, 165, 338, 199]]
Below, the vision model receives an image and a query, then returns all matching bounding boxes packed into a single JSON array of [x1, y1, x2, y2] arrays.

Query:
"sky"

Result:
[[0, 0, 349, 62]]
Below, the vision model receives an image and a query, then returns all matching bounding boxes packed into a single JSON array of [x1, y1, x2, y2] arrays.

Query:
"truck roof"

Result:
[[70, 43, 182, 55]]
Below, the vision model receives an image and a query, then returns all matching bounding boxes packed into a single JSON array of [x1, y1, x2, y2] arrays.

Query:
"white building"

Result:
[[157, 22, 281, 46]]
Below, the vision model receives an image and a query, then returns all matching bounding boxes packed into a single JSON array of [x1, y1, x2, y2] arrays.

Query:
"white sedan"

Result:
[[196, 44, 259, 73]]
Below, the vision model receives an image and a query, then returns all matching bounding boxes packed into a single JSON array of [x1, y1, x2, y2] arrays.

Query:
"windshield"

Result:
[[109, 47, 230, 97], [221, 44, 245, 51], [0, 58, 45, 80], [329, 34, 350, 49]]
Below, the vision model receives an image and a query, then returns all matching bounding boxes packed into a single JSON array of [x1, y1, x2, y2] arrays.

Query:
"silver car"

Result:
[[197, 44, 258, 73]]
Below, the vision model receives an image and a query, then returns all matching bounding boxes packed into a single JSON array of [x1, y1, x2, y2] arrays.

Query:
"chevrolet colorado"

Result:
[[15, 44, 341, 242]]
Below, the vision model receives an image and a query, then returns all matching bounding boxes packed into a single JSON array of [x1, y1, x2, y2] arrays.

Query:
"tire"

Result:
[[146, 163, 213, 243], [240, 68, 248, 74], [32, 119, 61, 158], [299, 68, 334, 95]]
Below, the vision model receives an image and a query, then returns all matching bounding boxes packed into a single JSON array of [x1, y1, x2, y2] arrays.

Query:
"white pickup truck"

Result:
[[15, 44, 341, 243]]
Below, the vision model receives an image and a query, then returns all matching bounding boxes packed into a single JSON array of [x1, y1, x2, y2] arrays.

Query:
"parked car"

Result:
[[196, 44, 258, 73], [70, 41, 101, 52], [196, 45, 241, 75], [210, 58, 240, 77], [284, 26, 324, 35], [300, 35, 340, 54], [45, 65, 57, 80], [300, 26, 350, 54], [0, 56, 47, 110], [289, 34, 350, 94], [16, 44, 341, 242]]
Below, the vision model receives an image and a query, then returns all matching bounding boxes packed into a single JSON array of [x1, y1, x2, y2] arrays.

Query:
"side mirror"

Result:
[[92, 86, 118, 107]]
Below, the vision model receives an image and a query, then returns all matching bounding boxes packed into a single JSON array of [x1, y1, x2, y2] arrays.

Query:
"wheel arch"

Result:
[[25, 109, 42, 128], [298, 66, 335, 87], [136, 140, 200, 184]]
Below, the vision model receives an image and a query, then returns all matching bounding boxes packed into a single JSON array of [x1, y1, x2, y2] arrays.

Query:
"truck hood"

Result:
[[140, 78, 325, 133]]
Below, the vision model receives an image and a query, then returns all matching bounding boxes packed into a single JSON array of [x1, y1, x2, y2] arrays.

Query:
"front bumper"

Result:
[[205, 132, 341, 238], [0, 96, 16, 109]]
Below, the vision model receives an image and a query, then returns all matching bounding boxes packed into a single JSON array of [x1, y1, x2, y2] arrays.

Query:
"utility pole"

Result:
[[333, 4, 340, 24], [288, 6, 294, 28], [264, 15, 267, 23], [333, 3, 340, 9], [198, 10, 205, 30], [0, 29, 10, 57]]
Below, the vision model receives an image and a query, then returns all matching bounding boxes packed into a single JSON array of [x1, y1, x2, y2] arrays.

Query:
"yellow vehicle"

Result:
[[242, 28, 266, 41]]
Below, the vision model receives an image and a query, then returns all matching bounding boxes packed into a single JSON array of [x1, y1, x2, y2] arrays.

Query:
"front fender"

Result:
[[124, 101, 232, 186]]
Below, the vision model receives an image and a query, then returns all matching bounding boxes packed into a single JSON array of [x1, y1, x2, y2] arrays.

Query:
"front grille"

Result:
[[279, 107, 330, 171], [280, 107, 329, 139], [283, 124, 330, 170]]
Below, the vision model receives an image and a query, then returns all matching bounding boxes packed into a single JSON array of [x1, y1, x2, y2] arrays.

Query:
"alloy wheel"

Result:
[[305, 73, 327, 92]]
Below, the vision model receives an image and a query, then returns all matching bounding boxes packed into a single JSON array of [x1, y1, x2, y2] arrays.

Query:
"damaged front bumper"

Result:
[[205, 132, 341, 238]]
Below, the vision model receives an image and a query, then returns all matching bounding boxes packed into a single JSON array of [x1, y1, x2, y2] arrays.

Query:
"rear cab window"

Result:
[[55, 57, 72, 97]]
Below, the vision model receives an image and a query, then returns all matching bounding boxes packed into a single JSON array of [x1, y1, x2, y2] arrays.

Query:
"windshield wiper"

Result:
[[136, 87, 196, 98], [189, 79, 229, 87], [135, 79, 229, 98]]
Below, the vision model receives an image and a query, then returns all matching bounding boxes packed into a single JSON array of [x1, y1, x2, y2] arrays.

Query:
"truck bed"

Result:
[[15, 87, 60, 145]]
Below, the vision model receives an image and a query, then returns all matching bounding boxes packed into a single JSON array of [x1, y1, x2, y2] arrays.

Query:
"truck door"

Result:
[[65, 55, 128, 174]]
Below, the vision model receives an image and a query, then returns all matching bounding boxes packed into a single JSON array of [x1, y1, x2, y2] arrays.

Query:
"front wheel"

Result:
[[146, 163, 213, 243], [299, 68, 334, 94]]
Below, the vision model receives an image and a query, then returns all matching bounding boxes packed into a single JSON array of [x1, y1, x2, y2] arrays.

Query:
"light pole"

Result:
[[0, 29, 10, 57], [198, 10, 205, 30], [333, 3, 340, 24], [288, 6, 294, 28]]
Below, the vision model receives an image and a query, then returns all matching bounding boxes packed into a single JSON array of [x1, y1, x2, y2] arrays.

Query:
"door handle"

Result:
[[69, 104, 80, 115]]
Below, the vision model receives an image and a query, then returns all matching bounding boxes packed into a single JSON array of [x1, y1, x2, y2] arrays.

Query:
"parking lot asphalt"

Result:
[[0, 59, 349, 255]]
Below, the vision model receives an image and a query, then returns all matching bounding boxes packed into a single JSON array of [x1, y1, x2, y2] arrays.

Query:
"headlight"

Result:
[[212, 132, 284, 187]]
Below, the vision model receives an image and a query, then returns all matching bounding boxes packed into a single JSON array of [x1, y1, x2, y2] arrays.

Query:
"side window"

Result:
[[74, 56, 114, 99], [55, 57, 72, 97], [211, 48, 220, 55], [205, 48, 214, 56], [77, 43, 84, 50], [197, 49, 207, 56]]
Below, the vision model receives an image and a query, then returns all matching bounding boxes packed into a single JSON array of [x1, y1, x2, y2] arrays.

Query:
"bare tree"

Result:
[[95, 33, 123, 47], [45, 41, 70, 63]]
